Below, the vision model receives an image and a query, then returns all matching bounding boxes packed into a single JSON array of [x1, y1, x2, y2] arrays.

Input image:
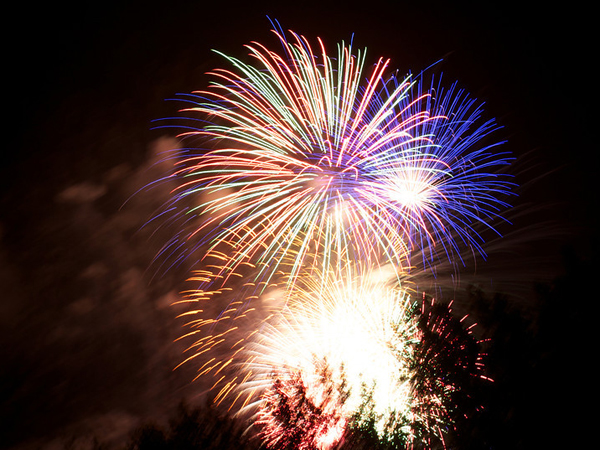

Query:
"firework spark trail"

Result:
[[155, 27, 514, 291]]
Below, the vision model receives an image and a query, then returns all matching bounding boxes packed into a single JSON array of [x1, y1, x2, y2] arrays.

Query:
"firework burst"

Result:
[[156, 27, 513, 289], [157, 25, 512, 450], [171, 237, 409, 417], [233, 261, 489, 449]]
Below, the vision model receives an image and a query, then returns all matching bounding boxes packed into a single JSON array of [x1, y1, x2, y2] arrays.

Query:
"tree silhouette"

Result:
[[256, 360, 349, 450], [128, 401, 258, 450]]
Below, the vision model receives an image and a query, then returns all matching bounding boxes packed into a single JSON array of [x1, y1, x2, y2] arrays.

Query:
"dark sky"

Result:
[[1, 1, 594, 449]]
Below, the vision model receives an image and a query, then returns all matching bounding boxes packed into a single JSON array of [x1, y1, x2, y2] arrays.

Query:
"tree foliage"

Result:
[[127, 401, 258, 450]]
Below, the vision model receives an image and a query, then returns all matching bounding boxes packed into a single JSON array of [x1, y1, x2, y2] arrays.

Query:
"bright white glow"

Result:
[[240, 265, 421, 434], [389, 177, 432, 208]]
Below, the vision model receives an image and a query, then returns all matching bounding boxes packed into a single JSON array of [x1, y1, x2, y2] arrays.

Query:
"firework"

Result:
[[241, 262, 418, 419], [159, 25, 510, 450], [171, 230, 490, 449], [172, 237, 409, 417], [156, 27, 513, 289], [231, 261, 489, 449]]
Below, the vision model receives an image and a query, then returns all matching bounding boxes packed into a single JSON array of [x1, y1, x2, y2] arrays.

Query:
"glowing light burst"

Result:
[[244, 263, 417, 415], [171, 239, 408, 417], [229, 262, 489, 449], [157, 27, 514, 288]]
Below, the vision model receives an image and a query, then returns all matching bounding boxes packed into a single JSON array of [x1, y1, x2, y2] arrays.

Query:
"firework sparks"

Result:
[[232, 262, 488, 449], [156, 27, 513, 289], [240, 262, 418, 423], [171, 239, 411, 417]]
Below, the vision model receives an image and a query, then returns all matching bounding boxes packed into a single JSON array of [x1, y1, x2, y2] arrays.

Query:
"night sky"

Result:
[[1, 1, 594, 449]]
